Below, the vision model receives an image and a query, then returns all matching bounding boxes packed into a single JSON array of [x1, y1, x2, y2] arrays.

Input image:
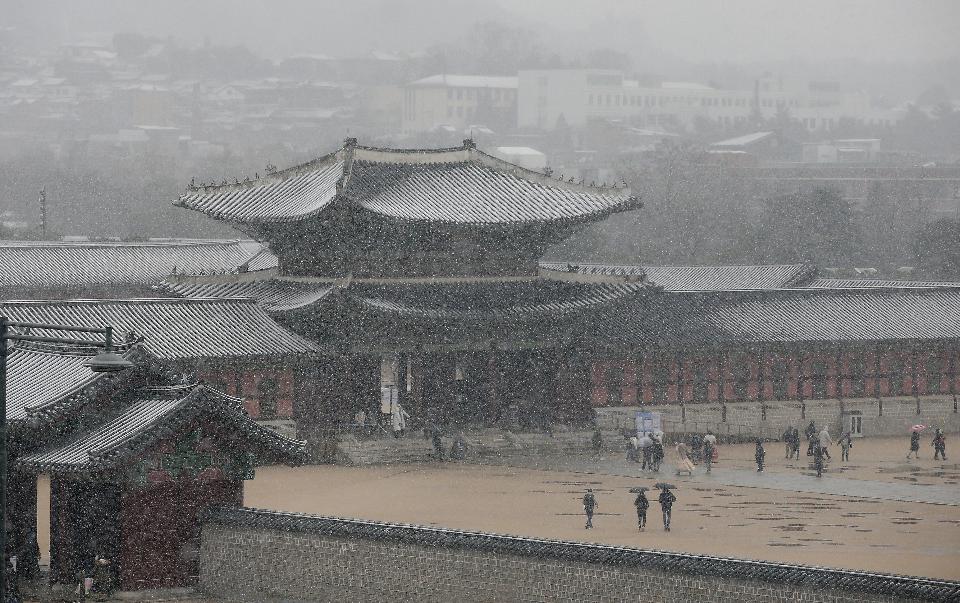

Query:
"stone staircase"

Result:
[[333, 428, 629, 466]]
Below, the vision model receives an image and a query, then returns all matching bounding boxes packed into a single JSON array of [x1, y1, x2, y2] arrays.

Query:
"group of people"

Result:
[[582, 487, 677, 532], [909, 427, 948, 460], [627, 432, 667, 472]]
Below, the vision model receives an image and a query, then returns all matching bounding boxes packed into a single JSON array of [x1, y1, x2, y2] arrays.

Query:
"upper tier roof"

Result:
[[0, 239, 270, 291], [175, 140, 640, 225]]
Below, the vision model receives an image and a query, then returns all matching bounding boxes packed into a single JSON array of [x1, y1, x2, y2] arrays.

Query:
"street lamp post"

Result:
[[0, 317, 133, 599]]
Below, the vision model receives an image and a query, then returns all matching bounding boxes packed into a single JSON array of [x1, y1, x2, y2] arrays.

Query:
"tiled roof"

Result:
[[600, 288, 960, 346], [242, 248, 280, 272], [540, 262, 813, 291], [0, 298, 316, 358], [5, 343, 145, 423], [348, 280, 647, 320], [18, 384, 307, 474], [176, 153, 344, 222], [0, 239, 269, 291], [206, 507, 960, 602], [409, 74, 518, 88], [175, 141, 639, 225], [161, 279, 333, 311], [804, 278, 960, 289]]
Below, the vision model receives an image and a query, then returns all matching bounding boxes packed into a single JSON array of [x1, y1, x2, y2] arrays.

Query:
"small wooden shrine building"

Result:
[[2, 298, 313, 588]]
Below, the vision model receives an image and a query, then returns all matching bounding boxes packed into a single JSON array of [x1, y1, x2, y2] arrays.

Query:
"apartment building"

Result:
[[401, 74, 518, 133], [518, 69, 901, 133]]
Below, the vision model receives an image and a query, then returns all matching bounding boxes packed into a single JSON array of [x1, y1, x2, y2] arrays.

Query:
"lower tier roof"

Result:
[[0, 298, 316, 359]]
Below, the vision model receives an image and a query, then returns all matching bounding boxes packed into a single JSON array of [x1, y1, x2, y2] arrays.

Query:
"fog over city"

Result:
[[1, 2, 960, 602]]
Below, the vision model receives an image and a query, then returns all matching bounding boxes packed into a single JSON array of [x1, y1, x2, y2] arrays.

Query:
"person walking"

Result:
[[783, 427, 793, 459], [791, 427, 801, 460], [658, 487, 676, 531], [591, 427, 603, 460], [813, 440, 825, 477], [640, 435, 652, 471], [675, 442, 695, 475], [840, 432, 853, 462], [805, 421, 817, 456], [651, 435, 664, 472], [703, 433, 714, 474], [933, 428, 947, 460], [634, 491, 649, 531], [755, 439, 765, 472], [583, 489, 598, 529], [908, 430, 921, 459], [391, 402, 409, 438], [818, 427, 833, 460]]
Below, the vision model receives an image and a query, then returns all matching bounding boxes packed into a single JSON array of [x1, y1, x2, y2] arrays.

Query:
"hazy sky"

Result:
[[8, 0, 960, 64]]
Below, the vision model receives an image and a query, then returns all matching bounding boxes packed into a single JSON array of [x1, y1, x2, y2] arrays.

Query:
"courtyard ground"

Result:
[[243, 435, 960, 581]]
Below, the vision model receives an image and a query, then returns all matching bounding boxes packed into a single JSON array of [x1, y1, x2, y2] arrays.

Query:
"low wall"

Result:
[[597, 395, 959, 439], [199, 507, 959, 603]]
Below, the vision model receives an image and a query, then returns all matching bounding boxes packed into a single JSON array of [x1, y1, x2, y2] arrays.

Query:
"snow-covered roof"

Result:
[[409, 74, 518, 89], [710, 131, 776, 148]]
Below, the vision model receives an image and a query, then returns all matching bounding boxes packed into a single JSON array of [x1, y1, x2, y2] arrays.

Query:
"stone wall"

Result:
[[596, 395, 959, 440], [199, 507, 958, 603]]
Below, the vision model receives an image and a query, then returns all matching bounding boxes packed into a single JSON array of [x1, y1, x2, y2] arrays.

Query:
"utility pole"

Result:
[[38, 187, 47, 239]]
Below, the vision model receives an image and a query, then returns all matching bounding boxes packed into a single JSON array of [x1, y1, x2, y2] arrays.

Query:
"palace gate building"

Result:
[[166, 138, 960, 442]]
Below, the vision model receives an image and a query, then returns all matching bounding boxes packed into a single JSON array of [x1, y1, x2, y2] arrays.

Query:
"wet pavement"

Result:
[[487, 454, 960, 506]]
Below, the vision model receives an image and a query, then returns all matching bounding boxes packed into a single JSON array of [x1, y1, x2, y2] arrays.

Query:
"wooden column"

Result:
[[758, 348, 767, 421], [875, 343, 883, 416]]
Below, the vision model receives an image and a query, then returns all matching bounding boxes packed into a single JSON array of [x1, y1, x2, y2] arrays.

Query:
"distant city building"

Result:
[[491, 146, 547, 171], [518, 69, 902, 132], [402, 74, 518, 133], [802, 138, 882, 163]]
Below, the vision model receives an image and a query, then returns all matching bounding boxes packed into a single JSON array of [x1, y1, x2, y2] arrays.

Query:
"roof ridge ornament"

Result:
[[462, 138, 476, 150]]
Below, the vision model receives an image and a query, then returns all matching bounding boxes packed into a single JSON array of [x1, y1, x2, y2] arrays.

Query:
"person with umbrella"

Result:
[[818, 426, 833, 460], [702, 432, 715, 474], [908, 426, 924, 459], [639, 433, 653, 471], [650, 433, 665, 472], [656, 484, 676, 531], [933, 428, 947, 461], [582, 488, 598, 529], [630, 487, 650, 531], [755, 439, 765, 472]]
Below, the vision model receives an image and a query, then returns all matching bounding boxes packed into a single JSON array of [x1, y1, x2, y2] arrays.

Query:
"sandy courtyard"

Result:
[[243, 460, 960, 581]]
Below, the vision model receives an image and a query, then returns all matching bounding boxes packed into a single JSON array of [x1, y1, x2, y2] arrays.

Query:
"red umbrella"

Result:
[[910, 424, 927, 432]]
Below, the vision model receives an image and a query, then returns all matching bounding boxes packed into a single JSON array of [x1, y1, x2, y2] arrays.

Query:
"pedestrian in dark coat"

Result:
[[755, 439, 765, 472], [908, 431, 921, 459], [658, 488, 676, 531], [651, 437, 664, 472], [933, 429, 947, 460], [813, 441, 825, 477], [634, 492, 649, 531], [805, 421, 817, 456], [840, 432, 852, 462], [791, 427, 801, 459], [583, 489, 598, 529]]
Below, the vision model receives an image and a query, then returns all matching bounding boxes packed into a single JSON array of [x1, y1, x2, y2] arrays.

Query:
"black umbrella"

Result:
[[654, 482, 676, 490], [628, 486, 649, 493]]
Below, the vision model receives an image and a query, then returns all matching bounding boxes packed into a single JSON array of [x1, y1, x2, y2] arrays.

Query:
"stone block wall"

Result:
[[596, 395, 959, 440], [200, 507, 957, 603]]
